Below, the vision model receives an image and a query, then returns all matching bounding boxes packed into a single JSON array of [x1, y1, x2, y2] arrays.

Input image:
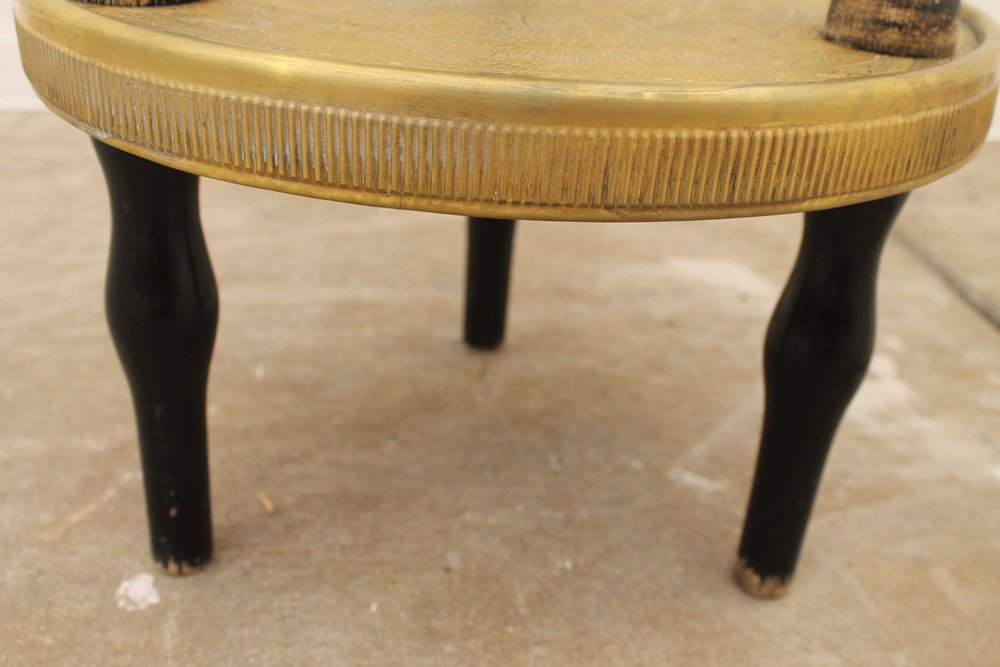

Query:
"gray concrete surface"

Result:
[[1, 112, 998, 665]]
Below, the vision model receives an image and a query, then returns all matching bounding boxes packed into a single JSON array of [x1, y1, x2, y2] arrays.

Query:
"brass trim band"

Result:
[[16, 1, 1000, 221]]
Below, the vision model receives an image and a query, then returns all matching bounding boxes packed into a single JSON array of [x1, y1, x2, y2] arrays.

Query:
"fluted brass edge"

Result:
[[15, 0, 1000, 221]]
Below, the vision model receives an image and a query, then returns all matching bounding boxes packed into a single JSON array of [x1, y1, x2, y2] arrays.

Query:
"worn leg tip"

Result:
[[160, 557, 210, 577], [733, 559, 791, 600]]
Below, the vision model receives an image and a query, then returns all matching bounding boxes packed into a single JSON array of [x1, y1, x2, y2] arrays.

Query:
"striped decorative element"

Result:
[[17, 20, 997, 221], [72, 0, 196, 6], [824, 0, 961, 58]]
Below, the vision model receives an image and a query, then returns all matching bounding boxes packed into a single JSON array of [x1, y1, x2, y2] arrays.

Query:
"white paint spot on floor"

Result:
[[610, 256, 775, 301], [515, 588, 529, 616], [83, 438, 108, 452], [369, 601, 379, 613], [444, 551, 463, 572], [664, 257, 774, 298], [666, 466, 724, 493], [43, 470, 139, 544], [560, 558, 574, 572], [884, 335, 905, 353], [850, 353, 916, 428], [254, 364, 266, 381], [163, 611, 179, 660], [115, 573, 160, 612], [988, 466, 1000, 482], [930, 567, 974, 617]]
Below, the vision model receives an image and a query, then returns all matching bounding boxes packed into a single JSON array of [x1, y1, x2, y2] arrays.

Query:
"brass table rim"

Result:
[[14, 0, 1000, 221]]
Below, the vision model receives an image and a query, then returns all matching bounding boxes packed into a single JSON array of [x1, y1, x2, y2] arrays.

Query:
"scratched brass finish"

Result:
[[15, 0, 1000, 221]]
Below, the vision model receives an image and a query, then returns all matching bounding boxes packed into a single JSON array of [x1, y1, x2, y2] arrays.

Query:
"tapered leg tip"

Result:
[[160, 557, 210, 577], [733, 558, 791, 599], [463, 330, 505, 350]]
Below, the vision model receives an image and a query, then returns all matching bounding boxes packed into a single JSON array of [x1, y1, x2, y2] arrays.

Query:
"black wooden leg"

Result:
[[93, 140, 218, 574], [735, 193, 908, 598], [464, 217, 516, 349]]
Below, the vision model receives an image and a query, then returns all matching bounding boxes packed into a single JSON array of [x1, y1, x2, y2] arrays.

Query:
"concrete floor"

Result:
[[1, 112, 998, 665]]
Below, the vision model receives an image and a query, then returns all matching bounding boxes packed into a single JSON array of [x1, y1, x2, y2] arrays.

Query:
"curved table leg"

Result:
[[735, 193, 908, 598], [93, 140, 218, 574], [464, 217, 516, 349]]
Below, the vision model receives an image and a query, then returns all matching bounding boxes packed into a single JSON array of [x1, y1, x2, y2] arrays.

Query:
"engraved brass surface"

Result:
[[15, 0, 1000, 221]]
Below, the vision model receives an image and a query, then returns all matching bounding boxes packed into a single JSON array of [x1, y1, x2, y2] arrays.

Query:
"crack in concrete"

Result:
[[892, 229, 1000, 334]]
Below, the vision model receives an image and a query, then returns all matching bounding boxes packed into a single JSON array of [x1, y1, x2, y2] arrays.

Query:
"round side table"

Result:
[[14, 0, 1000, 597]]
